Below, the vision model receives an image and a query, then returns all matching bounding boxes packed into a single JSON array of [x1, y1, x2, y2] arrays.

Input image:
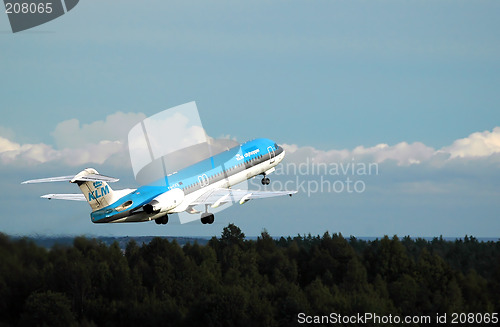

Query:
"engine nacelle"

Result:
[[144, 188, 184, 214]]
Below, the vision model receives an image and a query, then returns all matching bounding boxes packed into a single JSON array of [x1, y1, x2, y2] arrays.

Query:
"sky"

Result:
[[1, 0, 499, 238]]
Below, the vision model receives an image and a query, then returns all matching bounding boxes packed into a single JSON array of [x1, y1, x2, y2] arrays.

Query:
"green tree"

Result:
[[19, 291, 75, 327], [220, 223, 246, 247]]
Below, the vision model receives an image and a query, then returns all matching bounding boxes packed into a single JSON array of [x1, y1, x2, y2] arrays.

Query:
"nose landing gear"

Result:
[[201, 204, 215, 224], [261, 177, 270, 185]]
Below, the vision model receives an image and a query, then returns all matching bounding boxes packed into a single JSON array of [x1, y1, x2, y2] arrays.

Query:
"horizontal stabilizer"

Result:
[[22, 173, 119, 184], [41, 194, 87, 201]]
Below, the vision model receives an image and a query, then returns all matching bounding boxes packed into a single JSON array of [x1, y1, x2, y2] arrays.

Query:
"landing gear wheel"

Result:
[[261, 177, 270, 185], [155, 215, 169, 225], [201, 213, 215, 225]]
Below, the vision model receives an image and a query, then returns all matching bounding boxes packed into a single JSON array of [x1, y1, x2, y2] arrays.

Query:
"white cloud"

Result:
[[0, 136, 20, 153], [52, 112, 146, 149], [440, 127, 500, 158], [283, 141, 435, 166], [0, 111, 144, 166], [284, 127, 500, 166], [0, 136, 125, 166], [0, 137, 59, 164], [58, 141, 125, 166], [141, 111, 207, 158], [353, 142, 435, 165]]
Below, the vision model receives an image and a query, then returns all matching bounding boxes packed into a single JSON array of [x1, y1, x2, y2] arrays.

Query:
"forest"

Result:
[[0, 224, 499, 326]]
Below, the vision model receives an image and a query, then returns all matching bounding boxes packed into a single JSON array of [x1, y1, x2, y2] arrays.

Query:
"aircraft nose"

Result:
[[277, 146, 285, 162]]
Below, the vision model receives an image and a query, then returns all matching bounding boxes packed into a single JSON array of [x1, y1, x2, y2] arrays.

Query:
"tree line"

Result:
[[0, 224, 499, 326]]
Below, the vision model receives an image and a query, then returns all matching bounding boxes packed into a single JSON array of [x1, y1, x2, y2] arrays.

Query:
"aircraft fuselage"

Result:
[[90, 138, 285, 223]]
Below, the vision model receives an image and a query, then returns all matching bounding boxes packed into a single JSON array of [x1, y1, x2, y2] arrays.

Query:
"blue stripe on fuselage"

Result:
[[91, 138, 279, 222]]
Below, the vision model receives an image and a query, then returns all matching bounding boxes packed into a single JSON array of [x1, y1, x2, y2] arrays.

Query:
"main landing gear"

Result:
[[201, 212, 214, 224], [155, 215, 169, 225], [261, 177, 270, 185]]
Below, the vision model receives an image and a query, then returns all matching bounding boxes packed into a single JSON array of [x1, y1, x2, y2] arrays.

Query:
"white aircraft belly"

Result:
[[169, 157, 278, 213]]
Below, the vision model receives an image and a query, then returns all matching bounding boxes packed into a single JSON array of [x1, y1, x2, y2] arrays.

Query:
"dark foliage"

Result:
[[0, 226, 498, 326]]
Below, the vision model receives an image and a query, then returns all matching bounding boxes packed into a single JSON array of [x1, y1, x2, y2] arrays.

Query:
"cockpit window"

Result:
[[274, 143, 278, 149]]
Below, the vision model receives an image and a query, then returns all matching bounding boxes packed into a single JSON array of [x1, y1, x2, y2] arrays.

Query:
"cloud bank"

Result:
[[283, 127, 500, 166], [1, 112, 500, 169], [0, 112, 145, 166]]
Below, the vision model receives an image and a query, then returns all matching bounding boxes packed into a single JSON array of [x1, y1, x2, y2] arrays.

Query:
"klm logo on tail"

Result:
[[89, 181, 110, 201]]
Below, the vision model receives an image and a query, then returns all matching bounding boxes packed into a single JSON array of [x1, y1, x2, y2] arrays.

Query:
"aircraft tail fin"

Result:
[[72, 168, 118, 211]]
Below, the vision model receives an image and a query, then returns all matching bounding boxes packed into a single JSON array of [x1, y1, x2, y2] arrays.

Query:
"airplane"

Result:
[[22, 138, 297, 225]]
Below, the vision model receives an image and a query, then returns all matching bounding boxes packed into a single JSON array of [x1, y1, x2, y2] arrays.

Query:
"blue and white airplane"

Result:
[[22, 138, 296, 225]]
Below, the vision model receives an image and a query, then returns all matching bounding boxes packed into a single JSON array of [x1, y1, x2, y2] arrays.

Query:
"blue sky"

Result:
[[1, 1, 499, 238]]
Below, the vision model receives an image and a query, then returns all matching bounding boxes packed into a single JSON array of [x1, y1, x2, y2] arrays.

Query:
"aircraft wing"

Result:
[[191, 188, 297, 207], [41, 194, 87, 201]]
